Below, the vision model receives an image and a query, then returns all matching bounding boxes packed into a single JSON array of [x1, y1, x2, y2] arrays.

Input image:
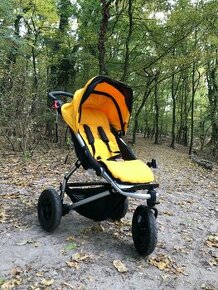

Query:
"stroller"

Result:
[[38, 76, 159, 256]]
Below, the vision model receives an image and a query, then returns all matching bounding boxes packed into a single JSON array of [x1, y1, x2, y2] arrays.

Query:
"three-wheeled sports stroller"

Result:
[[38, 76, 159, 256]]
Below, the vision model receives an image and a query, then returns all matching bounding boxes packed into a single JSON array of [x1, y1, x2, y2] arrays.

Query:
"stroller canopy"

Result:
[[61, 76, 133, 134]]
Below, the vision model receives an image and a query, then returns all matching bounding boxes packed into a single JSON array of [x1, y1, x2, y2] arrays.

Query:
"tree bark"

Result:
[[177, 70, 189, 146], [121, 0, 133, 82], [2, 14, 23, 91], [170, 73, 176, 149], [170, 73, 182, 148], [154, 74, 159, 144], [189, 62, 196, 155], [206, 59, 218, 152], [49, 0, 74, 91], [132, 73, 156, 144], [98, 0, 112, 75]]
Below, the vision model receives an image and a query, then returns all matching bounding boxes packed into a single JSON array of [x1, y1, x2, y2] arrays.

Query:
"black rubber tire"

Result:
[[38, 188, 62, 232], [132, 205, 157, 256], [110, 198, 128, 221]]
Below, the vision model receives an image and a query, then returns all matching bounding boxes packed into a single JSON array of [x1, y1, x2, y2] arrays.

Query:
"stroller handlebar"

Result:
[[48, 91, 73, 113], [48, 91, 73, 101]]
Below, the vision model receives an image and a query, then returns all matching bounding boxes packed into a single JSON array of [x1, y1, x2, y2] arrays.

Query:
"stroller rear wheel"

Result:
[[132, 205, 157, 256], [38, 188, 62, 232]]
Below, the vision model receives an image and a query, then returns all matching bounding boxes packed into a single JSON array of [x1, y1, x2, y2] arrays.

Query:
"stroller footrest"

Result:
[[118, 182, 159, 192]]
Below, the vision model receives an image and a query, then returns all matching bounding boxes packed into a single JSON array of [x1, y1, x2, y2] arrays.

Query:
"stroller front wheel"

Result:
[[132, 205, 157, 256], [38, 188, 62, 232]]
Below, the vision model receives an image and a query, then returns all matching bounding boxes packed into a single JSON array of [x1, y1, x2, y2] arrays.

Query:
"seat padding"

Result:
[[100, 159, 154, 183], [79, 108, 154, 184], [79, 108, 120, 160]]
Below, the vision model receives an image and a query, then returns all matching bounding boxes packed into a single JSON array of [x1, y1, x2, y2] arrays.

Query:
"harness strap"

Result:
[[97, 126, 120, 157], [83, 124, 121, 160], [98, 126, 110, 151], [83, 124, 95, 157]]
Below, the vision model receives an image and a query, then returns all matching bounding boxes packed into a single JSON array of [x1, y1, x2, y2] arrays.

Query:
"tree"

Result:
[[0, 0, 217, 159], [206, 58, 218, 153], [98, 0, 112, 75]]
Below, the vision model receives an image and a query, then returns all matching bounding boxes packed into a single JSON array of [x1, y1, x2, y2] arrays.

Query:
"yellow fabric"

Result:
[[61, 78, 94, 133], [61, 77, 130, 133], [60, 75, 154, 184], [79, 108, 120, 160], [79, 108, 154, 184], [82, 82, 130, 132], [100, 159, 154, 183]]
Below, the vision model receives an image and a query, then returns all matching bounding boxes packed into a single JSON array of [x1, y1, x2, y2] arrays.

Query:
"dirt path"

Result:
[[0, 138, 217, 290]]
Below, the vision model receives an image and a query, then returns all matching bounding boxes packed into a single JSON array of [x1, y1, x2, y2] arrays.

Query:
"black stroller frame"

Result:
[[38, 79, 160, 256], [60, 157, 159, 216]]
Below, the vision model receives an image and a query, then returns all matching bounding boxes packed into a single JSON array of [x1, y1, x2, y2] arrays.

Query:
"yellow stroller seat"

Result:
[[79, 108, 154, 184], [38, 76, 159, 257]]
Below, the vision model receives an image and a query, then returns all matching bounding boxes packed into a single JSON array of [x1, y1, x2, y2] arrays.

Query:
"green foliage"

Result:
[[0, 277, 5, 286], [64, 242, 77, 251], [0, 0, 217, 154]]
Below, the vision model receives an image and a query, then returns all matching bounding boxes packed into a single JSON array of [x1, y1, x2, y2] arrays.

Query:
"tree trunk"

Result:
[[132, 73, 156, 144], [206, 58, 218, 153], [170, 69, 182, 148], [98, 0, 112, 75], [2, 14, 22, 91], [154, 75, 159, 144], [189, 62, 196, 155], [49, 0, 74, 91], [177, 70, 189, 146], [121, 0, 133, 82], [170, 73, 176, 148]]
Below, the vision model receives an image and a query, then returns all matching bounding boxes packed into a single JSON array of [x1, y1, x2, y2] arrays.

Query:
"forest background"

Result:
[[0, 0, 217, 160]]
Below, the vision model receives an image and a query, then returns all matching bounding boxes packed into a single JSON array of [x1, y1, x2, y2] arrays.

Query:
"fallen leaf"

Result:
[[171, 264, 187, 275], [63, 282, 75, 289], [0, 209, 7, 223], [1, 194, 21, 200], [66, 252, 92, 269], [209, 250, 218, 259], [148, 254, 171, 270], [148, 254, 186, 275], [173, 246, 190, 254], [1, 278, 21, 290], [160, 274, 170, 281], [66, 261, 80, 269], [208, 259, 217, 267], [66, 236, 76, 242], [10, 267, 22, 276], [16, 240, 34, 246], [72, 252, 91, 262], [41, 278, 54, 286], [36, 272, 43, 277], [113, 260, 128, 273], [81, 224, 105, 235], [163, 211, 174, 216], [201, 283, 217, 290], [87, 275, 94, 283], [205, 234, 218, 248]]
